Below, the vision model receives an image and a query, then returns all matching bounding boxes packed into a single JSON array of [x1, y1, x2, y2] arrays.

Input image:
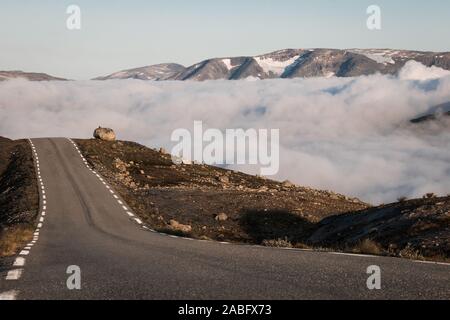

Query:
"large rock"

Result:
[[93, 127, 116, 142]]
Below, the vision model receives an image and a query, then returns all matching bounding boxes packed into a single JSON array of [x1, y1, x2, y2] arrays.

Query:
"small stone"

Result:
[[169, 219, 192, 233], [217, 175, 229, 184], [282, 180, 294, 188], [215, 213, 228, 222]]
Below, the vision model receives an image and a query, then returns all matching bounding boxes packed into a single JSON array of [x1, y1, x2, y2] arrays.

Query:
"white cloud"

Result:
[[399, 60, 450, 81], [0, 62, 449, 204]]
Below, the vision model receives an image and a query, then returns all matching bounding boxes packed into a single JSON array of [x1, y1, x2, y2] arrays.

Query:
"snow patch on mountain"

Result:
[[254, 55, 301, 76], [349, 49, 397, 65], [222, 59, 235, 71]]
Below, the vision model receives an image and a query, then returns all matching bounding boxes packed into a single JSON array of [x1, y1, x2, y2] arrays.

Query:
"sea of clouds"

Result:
[[0, 61, 449, 204]]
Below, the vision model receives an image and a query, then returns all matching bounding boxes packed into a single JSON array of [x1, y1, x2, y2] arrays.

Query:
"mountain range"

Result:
[[95, 48, 450, 81], [2, 48, 450, 81]]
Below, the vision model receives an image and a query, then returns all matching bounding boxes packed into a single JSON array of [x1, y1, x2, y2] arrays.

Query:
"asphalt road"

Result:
[[0, 138, 449, 300]]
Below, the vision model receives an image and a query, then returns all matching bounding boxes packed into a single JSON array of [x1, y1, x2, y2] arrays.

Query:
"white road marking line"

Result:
[[415, 260, 436, 265], [67, 139, 149, 235], [6, 269, 23, 280], [329, 252, 378, 258], [13, 257, 26, 267], [0, 290, 19, 300], [415, 260, 450, 267], [19, 250, 29, 256]]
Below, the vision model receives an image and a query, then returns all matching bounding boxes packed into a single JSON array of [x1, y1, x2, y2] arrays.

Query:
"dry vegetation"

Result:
[[0, 137, 39, 257], [0, 225, 34, 256]]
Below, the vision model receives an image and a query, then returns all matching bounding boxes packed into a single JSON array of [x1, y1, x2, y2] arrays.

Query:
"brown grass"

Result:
[[351, 239, 383, 255], [0, 225, 34, 257]]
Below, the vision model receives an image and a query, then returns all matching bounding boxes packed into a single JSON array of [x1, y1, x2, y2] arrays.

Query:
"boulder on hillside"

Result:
[[93, 127, 116, 142]]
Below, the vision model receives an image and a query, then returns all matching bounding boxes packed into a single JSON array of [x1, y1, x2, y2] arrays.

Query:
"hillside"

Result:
[[310, 197, 450, 260], [75, 138, 449, 261], [75, 139, 368, 244]]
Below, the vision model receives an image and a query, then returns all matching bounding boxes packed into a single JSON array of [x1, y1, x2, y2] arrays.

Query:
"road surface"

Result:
[[0, 138, 449, 300]]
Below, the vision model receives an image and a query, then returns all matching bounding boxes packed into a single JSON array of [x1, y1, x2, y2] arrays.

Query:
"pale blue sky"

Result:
[[1, 0, 449, 79]]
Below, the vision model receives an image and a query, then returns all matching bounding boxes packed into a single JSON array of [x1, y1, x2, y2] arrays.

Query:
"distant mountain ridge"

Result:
[[0, 71, 67, 81], [93, 63, 185, 81], [2, 48, 450, 82], [95, 48, 450, 81]]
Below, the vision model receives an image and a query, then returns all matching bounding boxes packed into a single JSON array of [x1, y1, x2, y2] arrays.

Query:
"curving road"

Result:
[[0, 137, 449, 300]]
